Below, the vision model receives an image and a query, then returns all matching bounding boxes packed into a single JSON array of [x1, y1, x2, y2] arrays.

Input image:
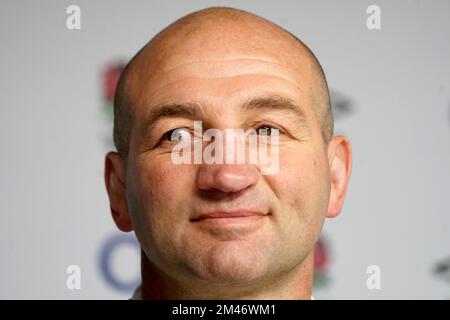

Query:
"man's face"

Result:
[[123, 28, 332, 286]]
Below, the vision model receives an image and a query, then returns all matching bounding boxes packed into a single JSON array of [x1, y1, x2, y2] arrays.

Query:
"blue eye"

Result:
[[162, 128, 191, 142]]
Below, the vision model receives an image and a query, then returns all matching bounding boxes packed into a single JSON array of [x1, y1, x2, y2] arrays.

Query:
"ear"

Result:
[[326, 135, 352, 218], [104, 151, 133, 232]]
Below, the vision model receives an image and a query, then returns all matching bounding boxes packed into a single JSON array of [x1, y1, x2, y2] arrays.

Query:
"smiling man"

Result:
[[104, 7, 352, 299]]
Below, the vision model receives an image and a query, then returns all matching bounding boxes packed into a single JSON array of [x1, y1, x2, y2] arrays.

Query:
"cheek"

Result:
[[137, 159, 195, 213], [128, 157, 200, 264], [262, 147, 330, 263], [269, 147, 330, 220], [129, 158, 194, 233]]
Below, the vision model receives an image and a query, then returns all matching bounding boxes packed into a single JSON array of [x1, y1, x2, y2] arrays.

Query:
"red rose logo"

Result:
[[103, 63, 125, 103], [313, 236, 330, 288]]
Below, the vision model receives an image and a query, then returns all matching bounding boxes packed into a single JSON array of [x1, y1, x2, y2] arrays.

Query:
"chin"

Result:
[[193, 240, 272, 285]]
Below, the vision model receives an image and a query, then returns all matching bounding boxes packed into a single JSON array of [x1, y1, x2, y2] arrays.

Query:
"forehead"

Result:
[[128, 18, 315, 118], [149, 14, 307, 65]]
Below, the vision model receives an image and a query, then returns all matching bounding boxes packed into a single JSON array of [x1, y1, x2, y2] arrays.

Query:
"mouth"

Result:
[[190, 210, 270, 230], [191, 210, 268, 221]]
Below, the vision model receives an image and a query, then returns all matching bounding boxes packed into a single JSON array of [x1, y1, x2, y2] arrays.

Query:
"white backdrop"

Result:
[[1, 0, 449, 299]]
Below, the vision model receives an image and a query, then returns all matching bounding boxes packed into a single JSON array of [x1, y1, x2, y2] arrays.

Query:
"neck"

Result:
[[140, 250, 314, 300]]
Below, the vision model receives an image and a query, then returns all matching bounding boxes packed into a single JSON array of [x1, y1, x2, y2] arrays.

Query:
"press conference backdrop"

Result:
[[1, 0, 449, 299]]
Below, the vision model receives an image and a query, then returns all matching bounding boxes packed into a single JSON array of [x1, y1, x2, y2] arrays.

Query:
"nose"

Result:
[[196, 164, 259, 194]]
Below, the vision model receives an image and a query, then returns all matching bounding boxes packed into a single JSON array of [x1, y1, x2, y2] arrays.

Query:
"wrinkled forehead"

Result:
[[141, 18, 311, 76], [158, 20, 305, 63], [127, 15, 315, 112]]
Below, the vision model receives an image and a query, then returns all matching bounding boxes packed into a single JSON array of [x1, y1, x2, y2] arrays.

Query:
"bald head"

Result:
[[114, 7, 333, 157]]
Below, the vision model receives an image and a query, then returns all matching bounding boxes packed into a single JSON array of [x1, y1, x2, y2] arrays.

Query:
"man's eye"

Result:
[[162, 128, 191, 142], [256, 125, 278, 136]]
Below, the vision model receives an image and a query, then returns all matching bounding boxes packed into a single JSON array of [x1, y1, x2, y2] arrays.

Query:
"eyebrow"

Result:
[[140, 96, 307, 139], [241, 95, 306, 122], [140, 102, 203, 139]]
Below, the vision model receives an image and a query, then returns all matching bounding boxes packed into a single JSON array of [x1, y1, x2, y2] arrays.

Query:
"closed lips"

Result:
[[191, 211, 267, 221]]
